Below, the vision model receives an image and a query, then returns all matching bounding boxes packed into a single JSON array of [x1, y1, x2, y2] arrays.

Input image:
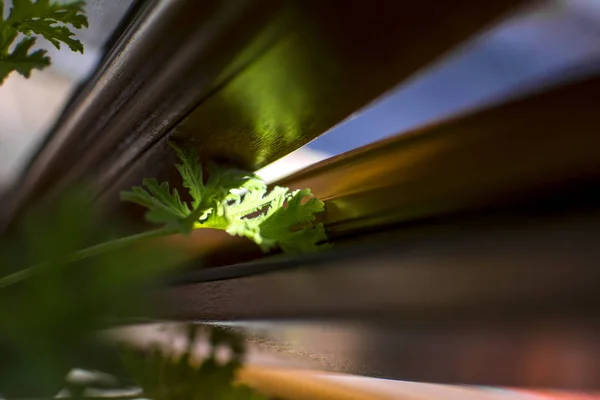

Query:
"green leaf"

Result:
[[19, 18, 84, 52], [0, 36, 49, 83], [8, 0, 89, 32], [170, 143, 204, 209], [0, 0, 88, 83], [203, 185, 282, 244], [203, 185, 328, 253], [0, 189, 182, 397], [203, 162, 262, 209], [120, 179, 192, 233], [122, 143, 329, 253], [259, 188, 329, 253]]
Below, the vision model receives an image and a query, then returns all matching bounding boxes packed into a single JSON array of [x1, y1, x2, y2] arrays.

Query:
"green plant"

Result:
[[0, 144, 328, 288], [121, 143, 328, 254], [0, 146, 328, 397], [0, 0, 88, 84], [0, 189, 271, 398], [0, 189, 185, 397]]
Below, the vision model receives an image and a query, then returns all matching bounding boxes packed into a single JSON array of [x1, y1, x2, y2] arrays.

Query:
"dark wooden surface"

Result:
[[159, 209, 600, 388], [225, 320, 600, 390], [98, 0, 525, 210], [161, 208, 600, 321], [120, 71, 600, 265], [4, 0, 526, 229], [277, 71, 600, 236]]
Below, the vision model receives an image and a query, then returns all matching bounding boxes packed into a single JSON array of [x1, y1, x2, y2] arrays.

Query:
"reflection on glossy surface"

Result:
[[172, 30, 322, 168], [230, 38, 315, 166], [306, 0, 600, 157], [114, 323, 600, 400], [278, 73, 600, 235], [167, 0, 523, 171], [209, 320, 600, 390]]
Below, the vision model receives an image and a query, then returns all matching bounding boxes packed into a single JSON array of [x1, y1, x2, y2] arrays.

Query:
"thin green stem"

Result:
[[65, 227, 174, 263], [0, 227, 174, 288]]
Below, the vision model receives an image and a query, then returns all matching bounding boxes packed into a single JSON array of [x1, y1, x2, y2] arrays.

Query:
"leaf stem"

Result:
[[0, 227, 174, 288]]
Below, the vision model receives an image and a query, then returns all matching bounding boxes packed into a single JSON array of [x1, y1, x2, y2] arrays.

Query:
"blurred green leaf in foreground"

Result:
[[0, 189, 181, 397], [0, 0, 89, 84], [0, 189, 268, 399]]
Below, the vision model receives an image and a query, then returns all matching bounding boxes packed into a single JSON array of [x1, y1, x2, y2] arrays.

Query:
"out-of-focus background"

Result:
[[3, 0, 600, 190], [0, 0, 135, 190], [2, 1, 600, 398]]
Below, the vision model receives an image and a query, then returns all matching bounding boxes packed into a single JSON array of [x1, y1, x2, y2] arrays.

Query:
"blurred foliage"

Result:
[[0, 189, 180, 396], [0, 0, 88, 84], [0, 189, 265, 398], [122, 325, 267, 400]]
